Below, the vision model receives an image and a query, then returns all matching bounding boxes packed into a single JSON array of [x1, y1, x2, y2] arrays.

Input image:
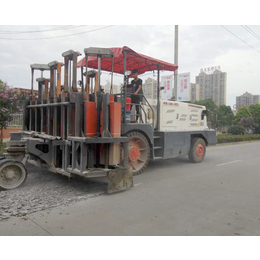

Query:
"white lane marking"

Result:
[[216, 160, 243, 167], [134, 183, 143, 187]]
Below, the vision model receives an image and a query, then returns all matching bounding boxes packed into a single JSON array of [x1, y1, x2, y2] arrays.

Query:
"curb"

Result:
[[210, 139, 260, 148]]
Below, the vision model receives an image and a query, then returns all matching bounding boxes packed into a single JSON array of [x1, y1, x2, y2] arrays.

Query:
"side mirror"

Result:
[[201, 109, 209, 120]]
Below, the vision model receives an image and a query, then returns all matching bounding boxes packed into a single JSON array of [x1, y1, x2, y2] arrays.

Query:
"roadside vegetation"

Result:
[[217, 133, 260, 143], [194, 99, 260, 144], [0, 79, 20, 143]]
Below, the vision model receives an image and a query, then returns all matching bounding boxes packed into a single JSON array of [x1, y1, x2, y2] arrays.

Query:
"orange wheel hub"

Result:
[[196, 144, 204, 158], [129, 146, 140, 161]]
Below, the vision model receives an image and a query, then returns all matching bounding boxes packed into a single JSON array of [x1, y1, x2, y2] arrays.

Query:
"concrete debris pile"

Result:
[[0, 166, 105, 222]]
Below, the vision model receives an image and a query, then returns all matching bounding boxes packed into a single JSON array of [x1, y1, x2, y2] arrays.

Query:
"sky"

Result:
[[1, 0, 260, 110], [1, 24, 260, 108]]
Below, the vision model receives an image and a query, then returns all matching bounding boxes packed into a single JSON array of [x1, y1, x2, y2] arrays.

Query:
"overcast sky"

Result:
[[1, 24, 260, 108]]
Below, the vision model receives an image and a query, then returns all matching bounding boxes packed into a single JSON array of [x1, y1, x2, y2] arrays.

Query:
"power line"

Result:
[[241, 25, 260, 41], [244, 25, 260, 38], [221, 25, 260, 54], [0, 25, 114, 40], [244, 25, 260, 40], [0, 25, 76, 34]]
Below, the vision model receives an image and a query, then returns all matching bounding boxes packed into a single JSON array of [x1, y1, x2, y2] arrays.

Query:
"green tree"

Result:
[[239, 117, 254, 132], [234, 106, 252, 124], [194, 99, 218, 128], [249, 104, 260, 133], [216, 105, 234, 130], [249, 104, 260, 125], [15, 88, 31, 108], [0, 80, 20, 142], [228, 125, 244, 135]]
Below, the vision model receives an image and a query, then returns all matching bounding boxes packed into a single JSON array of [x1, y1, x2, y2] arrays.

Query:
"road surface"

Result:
[[1, 141, 260, 235]]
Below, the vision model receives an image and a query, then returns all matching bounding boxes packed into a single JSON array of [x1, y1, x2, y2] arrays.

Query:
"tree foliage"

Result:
[[216, 105, 234, 129], [194, 99, 218, 128], [194, 99, 234, 130], [239, 117, 255, 132], [228, 125, 244, 135], [234, 106, 252, 124], [249, 104, 260, 125], [0, 80, 20, 142], [193, 99, 260, 133]]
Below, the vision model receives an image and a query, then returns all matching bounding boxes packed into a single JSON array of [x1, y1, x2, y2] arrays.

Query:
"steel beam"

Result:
[[97, 56, 101, 92], [64, 56, 69, 93], [102, 93, 111, 138], [156, 65, 160, 131], [27, 102, 69, 108], [75, 93, 82, 137], [72, 53, 78, 92], [80, 143, 87, 172]]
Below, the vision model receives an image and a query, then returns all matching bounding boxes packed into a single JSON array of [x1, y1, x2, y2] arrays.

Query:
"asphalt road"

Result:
[[1, 141, 260, 236]]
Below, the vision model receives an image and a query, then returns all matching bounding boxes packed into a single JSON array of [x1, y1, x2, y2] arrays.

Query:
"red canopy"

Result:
[[77, 46, 178, 75]]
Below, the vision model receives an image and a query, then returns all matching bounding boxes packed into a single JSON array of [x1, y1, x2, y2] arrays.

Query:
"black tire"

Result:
[[188, 138, 206, 163], [127, 132, 150, 176], [0, 159, 27, 190]]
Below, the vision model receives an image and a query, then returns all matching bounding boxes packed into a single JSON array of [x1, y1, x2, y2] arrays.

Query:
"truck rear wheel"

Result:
[[188, 138, 206, 163], [0, 159, 27, 190], [127, 132, 150, 176]]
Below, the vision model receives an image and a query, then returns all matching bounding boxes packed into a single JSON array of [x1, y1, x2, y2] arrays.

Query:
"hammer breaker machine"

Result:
[[0, 48, 133, 193]]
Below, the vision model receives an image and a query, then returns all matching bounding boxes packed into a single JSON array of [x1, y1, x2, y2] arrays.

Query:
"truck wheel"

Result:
[[127, 132, 150, 176], [0, 160, 27, 190], [188, 138, 206, 163]]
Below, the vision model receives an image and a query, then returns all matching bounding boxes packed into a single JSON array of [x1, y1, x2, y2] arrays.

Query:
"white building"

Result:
[[253, 95, 260, 105], [143, 78, 158, 99], [195, 67, 227, 106], [190, 83, 200, 103], [103, 80, 121, 94], [236, 92, 260, 109]]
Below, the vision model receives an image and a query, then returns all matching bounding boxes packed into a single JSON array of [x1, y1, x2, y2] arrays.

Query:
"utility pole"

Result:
[[174, 25, 178, 100]]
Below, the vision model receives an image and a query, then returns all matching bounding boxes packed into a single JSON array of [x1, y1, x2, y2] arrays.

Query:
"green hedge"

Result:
[[227, 125, 244, 135], [217, 134, 260, 143]]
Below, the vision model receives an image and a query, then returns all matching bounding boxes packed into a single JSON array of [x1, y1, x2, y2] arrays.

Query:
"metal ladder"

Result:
[[153, 133, 163, 160]]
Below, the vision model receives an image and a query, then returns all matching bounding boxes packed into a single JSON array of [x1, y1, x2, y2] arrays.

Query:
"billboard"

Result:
[[177, 72, 190, 102], [161, 75, 173, 100], [200, 66, 221, 74]]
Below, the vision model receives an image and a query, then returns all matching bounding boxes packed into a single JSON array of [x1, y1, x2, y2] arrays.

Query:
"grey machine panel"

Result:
[[161, 130, 217, 160], [188, 130, 218, 146], [163, 132, 191, 159]]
